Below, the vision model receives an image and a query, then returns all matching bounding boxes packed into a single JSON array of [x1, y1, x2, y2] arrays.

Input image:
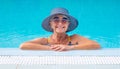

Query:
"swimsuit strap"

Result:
[[68, 36, 71, 42], [47, 37, 50, 43], [68, 36, 72, 45]]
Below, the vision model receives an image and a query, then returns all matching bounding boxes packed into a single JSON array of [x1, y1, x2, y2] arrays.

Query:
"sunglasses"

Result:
[[51, 16, 70, 24]]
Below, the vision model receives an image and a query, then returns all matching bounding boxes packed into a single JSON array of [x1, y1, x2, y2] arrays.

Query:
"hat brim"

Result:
[[42, 14, 78, 32]]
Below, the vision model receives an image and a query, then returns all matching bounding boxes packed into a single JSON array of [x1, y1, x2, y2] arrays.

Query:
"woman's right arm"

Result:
[[19, 38, 51, 50]]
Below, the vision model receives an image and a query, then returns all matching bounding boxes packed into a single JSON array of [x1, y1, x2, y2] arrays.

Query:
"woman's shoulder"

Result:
[[70, 34, 81, 38], [69, 34, 80, 41], [70, 34, 89, 40], [70, 34, 94, 42]]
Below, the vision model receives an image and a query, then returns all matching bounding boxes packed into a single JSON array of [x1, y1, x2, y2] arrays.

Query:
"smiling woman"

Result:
[[50, 15, 70, 33], [20, 8, 100, 51]]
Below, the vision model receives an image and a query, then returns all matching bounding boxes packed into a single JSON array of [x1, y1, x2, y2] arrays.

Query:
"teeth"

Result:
[[56, 26, 64, 28]]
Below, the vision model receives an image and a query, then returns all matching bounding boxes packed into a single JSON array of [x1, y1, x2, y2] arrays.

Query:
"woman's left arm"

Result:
[[50, 35, 100, 51], [71, 34, 101, 50]]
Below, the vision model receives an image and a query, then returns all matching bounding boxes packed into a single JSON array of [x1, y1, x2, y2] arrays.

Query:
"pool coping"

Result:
[[0, 48, 120, 56]]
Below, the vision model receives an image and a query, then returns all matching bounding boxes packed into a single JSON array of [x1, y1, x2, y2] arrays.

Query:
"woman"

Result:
[[20, 8, 100, 51]]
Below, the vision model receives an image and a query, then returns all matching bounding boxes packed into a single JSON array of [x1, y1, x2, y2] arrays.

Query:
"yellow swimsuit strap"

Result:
[[47, 37, 50, 43], [68, 36, 71, 42]]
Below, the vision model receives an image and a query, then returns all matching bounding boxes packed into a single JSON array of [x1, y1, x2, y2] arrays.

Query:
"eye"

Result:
[[62, 17, 68, 20], [62, 19, 67, 23], [53, 17, 59, 19], [54, 19, 59, 23], [62, 17, 69, 23]]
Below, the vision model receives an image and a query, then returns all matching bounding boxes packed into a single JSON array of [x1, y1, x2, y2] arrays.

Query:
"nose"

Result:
[[57, 21, 63, 25]]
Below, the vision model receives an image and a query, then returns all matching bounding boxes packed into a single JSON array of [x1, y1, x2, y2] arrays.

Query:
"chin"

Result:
[[56, 30, 66, 33], [56, 32, 65, 33]]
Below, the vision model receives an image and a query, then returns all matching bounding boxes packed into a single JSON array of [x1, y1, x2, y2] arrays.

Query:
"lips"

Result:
[[56, 26, 65, 29], [55, 26, 66, 32]]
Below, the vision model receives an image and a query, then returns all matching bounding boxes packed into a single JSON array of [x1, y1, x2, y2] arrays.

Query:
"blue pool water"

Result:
[[0, 0, 120, 48]]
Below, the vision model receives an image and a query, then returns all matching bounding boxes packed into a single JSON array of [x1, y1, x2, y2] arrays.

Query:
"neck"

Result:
[[51, 32, 68, 43]]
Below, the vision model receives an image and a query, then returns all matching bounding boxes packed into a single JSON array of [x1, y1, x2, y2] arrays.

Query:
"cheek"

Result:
[[66, 23, 69, 28], [50, 23, 56, 29]]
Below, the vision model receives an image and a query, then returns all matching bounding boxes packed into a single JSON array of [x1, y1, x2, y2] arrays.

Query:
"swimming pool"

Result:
[[0, 0, 120, 48], [0, 0, 120, 69]]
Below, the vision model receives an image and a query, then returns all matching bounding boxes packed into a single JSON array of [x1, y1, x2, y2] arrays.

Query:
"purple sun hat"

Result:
[[42, 8, 78, 32]]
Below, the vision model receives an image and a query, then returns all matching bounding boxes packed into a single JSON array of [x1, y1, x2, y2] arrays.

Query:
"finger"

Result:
[[51, 45, 59, 49], [53, 46, 62, 51], [50, 45, 54, 49], [57, 47, 65, 52]]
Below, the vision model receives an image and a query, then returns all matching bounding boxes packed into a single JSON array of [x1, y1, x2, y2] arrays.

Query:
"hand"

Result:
[[50, 44, 74, 52]]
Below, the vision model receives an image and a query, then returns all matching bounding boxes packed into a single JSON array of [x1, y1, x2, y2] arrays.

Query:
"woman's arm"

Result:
[[71, 34, 101, 50], [48, 35, 100, 51], [19, 38, 51, 50], [72, 41, 100, 50]]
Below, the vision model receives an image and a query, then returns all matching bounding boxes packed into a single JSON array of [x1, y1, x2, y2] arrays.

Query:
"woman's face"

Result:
[[50, 14, 70, 33]]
